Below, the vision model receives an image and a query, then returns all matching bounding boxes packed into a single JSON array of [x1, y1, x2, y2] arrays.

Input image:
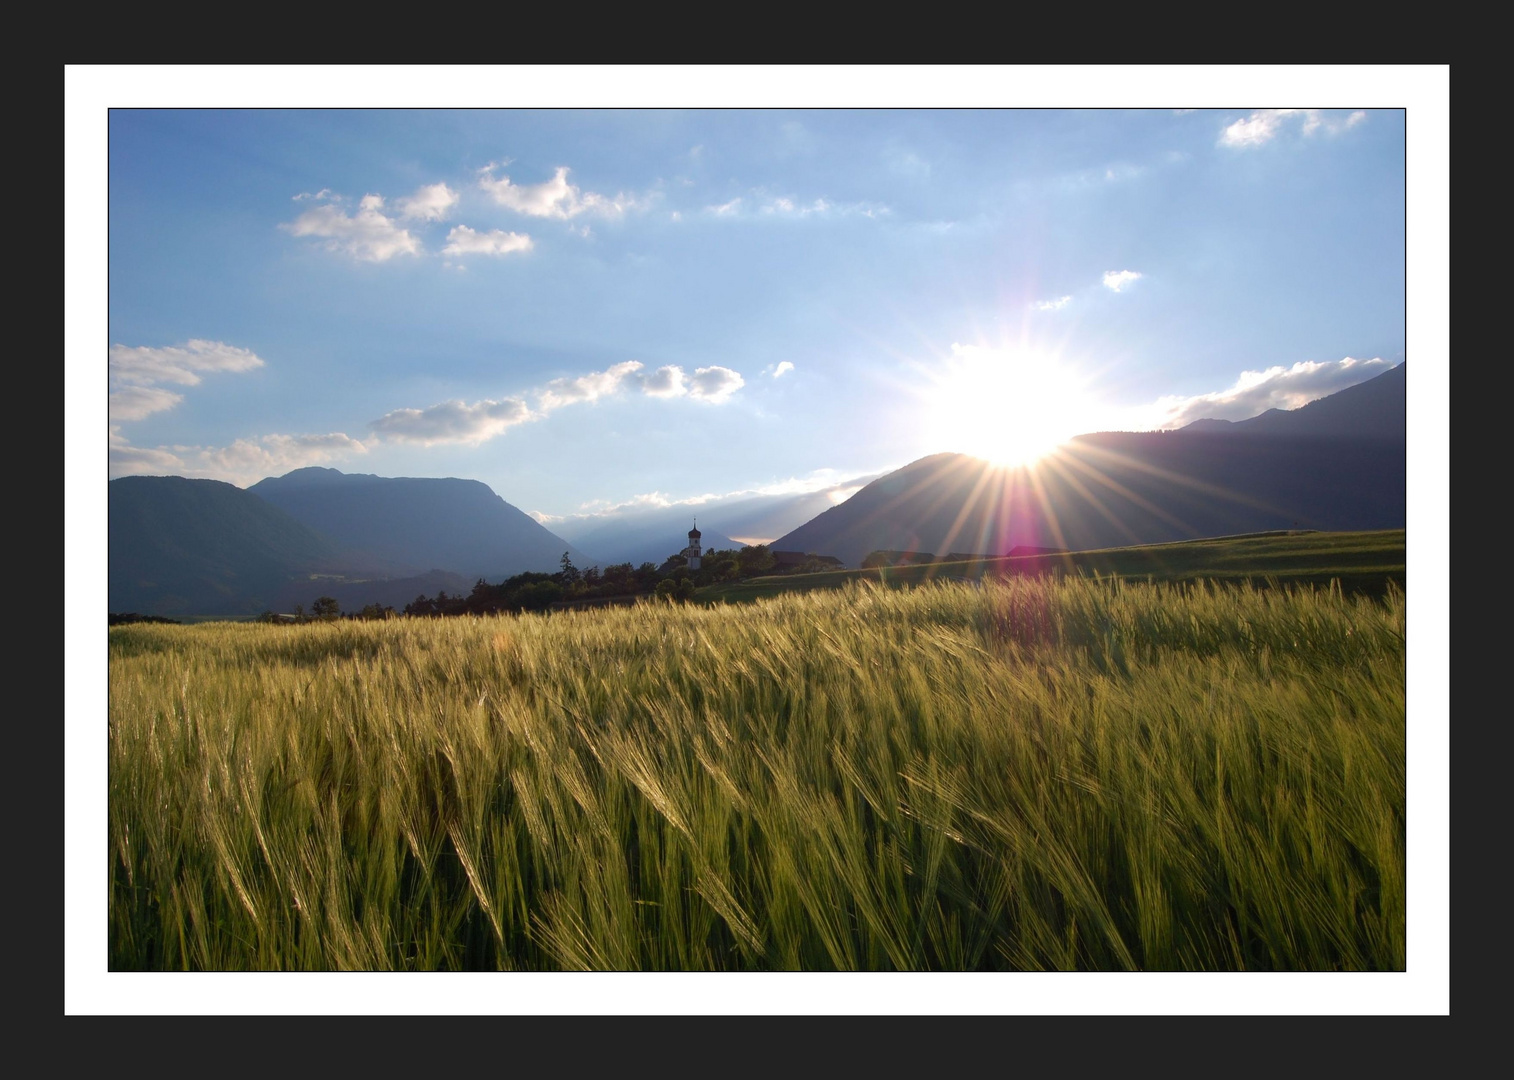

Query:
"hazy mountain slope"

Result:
[[555, 516, 740, 568], [775, 369, 1407, 567], [551, 475, 887, 564], [109, 475, 349, 616], [249, 468, 590, 580]]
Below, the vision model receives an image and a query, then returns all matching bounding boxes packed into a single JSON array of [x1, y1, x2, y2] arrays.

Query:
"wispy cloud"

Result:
[[108, 385, 183, 423], [477, 163, 643, 220], [282, 193, 421, 261], [538, 361, 646, 411], [369, 397, 533, 446], [706, 197, 742, 217], [369, 360, 747, 449], [1103, 270, 1142, 292], [110, 339, 266, 388], [396, 182, 459, 222], [1033, 296, 1073, 312], [771, 361, 795, 378], [441, 225, 533, 257], [1219, 109, 1368, 148], [1150, 357, 1395, 428], [109, 428, 368, 485], [109, 339, 266, 424]]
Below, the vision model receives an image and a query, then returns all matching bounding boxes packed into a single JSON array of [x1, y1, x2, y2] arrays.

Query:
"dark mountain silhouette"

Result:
[[248, 467, 590, 581], [1181, 362, 1405, 438], [109, 475, 371, 617], [774, 365, 1406, 567]]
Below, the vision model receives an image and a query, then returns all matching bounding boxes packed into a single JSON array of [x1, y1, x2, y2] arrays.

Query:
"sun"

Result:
[[921, 344, 1095, 468]]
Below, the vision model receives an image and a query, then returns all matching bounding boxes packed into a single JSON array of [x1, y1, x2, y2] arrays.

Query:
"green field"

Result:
[[703, 529, 1405, 605], [109, 554, 1405, 971]]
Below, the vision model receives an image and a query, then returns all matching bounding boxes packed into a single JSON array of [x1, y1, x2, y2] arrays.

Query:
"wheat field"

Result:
[[108, 575, 1405, 971]]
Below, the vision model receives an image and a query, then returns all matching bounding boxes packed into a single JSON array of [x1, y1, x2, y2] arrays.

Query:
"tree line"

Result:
[[271, 544, 792, 622]]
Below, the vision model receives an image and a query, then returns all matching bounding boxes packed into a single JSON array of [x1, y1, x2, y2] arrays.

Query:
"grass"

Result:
[[109, 571, 1405, 970], [701, 529, 1405, 605]]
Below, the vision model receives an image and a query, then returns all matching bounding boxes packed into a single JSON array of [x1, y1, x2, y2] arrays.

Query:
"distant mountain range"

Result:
[[773, 364, 1406, 568], [109, 475, 361, 616], [248, 468, 591, 580], [109, 364, 1406, 616], [111, 468, 588, 617], [551, 476, 887, 565]]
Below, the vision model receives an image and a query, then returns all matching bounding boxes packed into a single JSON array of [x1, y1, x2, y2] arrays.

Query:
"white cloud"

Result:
[[772, 361, 795, 378], [1103, 270, 1142, 292], [1219, 109, 1369, 148], [109, 339, 266, 388], [638, 365, 687, 398], [477, 163, 642, 220], [685, 365, 745, 402], [292, 188, 333, 201], [109, 429, 367, 485], [707, 197, 742, 217], [281, 194, 421, 261], [108, 385, 183, 422], [1033, 296, 1073, 312], [367, 358, 747, 452], [1150, 357, 1396, 428], [396, 182, 460, 222], [538, 361, 645, 411], [441, 225, 533, 257], [369, 397, 533, 446]]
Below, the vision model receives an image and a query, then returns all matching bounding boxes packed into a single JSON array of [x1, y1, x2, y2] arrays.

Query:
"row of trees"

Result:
[[278, 543, 846, 622], [402, 546, 782, 618]]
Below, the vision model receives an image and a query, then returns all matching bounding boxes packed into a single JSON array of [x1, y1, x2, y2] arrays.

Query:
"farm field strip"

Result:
[[109, 573, 1405, 970]]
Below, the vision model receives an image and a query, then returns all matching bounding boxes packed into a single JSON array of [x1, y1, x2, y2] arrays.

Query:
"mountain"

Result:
[[551, 474, 887, 564], [248, 467, 590, 580], [1181, 363, 1406, 439], [773, 366, 1406, 567], [109, 475, 355, 616], [556, 515, 741, 568]]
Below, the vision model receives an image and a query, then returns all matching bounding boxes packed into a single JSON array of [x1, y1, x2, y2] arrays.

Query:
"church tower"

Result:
[[686, 521, 702, 570]]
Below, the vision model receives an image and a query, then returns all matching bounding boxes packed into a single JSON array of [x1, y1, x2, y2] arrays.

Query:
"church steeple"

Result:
[[686, 520, 702, 570]]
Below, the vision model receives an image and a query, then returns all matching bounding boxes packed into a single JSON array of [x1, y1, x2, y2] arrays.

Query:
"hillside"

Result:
[[774, 366, 1405, 568], [249, 467, 590, 580], [1181, 362, 1405, 438], [109, 475, 352, 617]]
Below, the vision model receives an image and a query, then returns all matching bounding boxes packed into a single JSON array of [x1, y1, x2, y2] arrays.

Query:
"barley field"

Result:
[[108, 574, 1405, 971]]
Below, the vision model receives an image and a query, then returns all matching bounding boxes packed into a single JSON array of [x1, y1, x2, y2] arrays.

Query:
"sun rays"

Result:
[[920, 344, 1102, 468]]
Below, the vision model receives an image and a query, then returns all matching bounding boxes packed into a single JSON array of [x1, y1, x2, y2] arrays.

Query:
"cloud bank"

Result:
[[1152, 357, 1395, 428], [369, 360, 747, 448], [369, 397, 533, 447]]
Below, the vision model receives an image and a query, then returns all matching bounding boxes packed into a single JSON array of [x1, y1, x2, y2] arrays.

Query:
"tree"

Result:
[[312, 596, 340, 618], [558, 552, 581, 585]]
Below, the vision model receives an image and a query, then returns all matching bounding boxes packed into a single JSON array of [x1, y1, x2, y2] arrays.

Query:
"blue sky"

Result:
[[102, 92, 1409, 522]]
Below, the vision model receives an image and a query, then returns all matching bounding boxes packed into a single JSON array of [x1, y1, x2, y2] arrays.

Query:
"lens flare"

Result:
[[921, 344, 1097, 468]]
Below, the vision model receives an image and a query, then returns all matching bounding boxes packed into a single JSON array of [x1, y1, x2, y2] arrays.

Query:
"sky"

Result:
[[70, 67, 1449, 1016], [103, 95, 1410, 524]]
